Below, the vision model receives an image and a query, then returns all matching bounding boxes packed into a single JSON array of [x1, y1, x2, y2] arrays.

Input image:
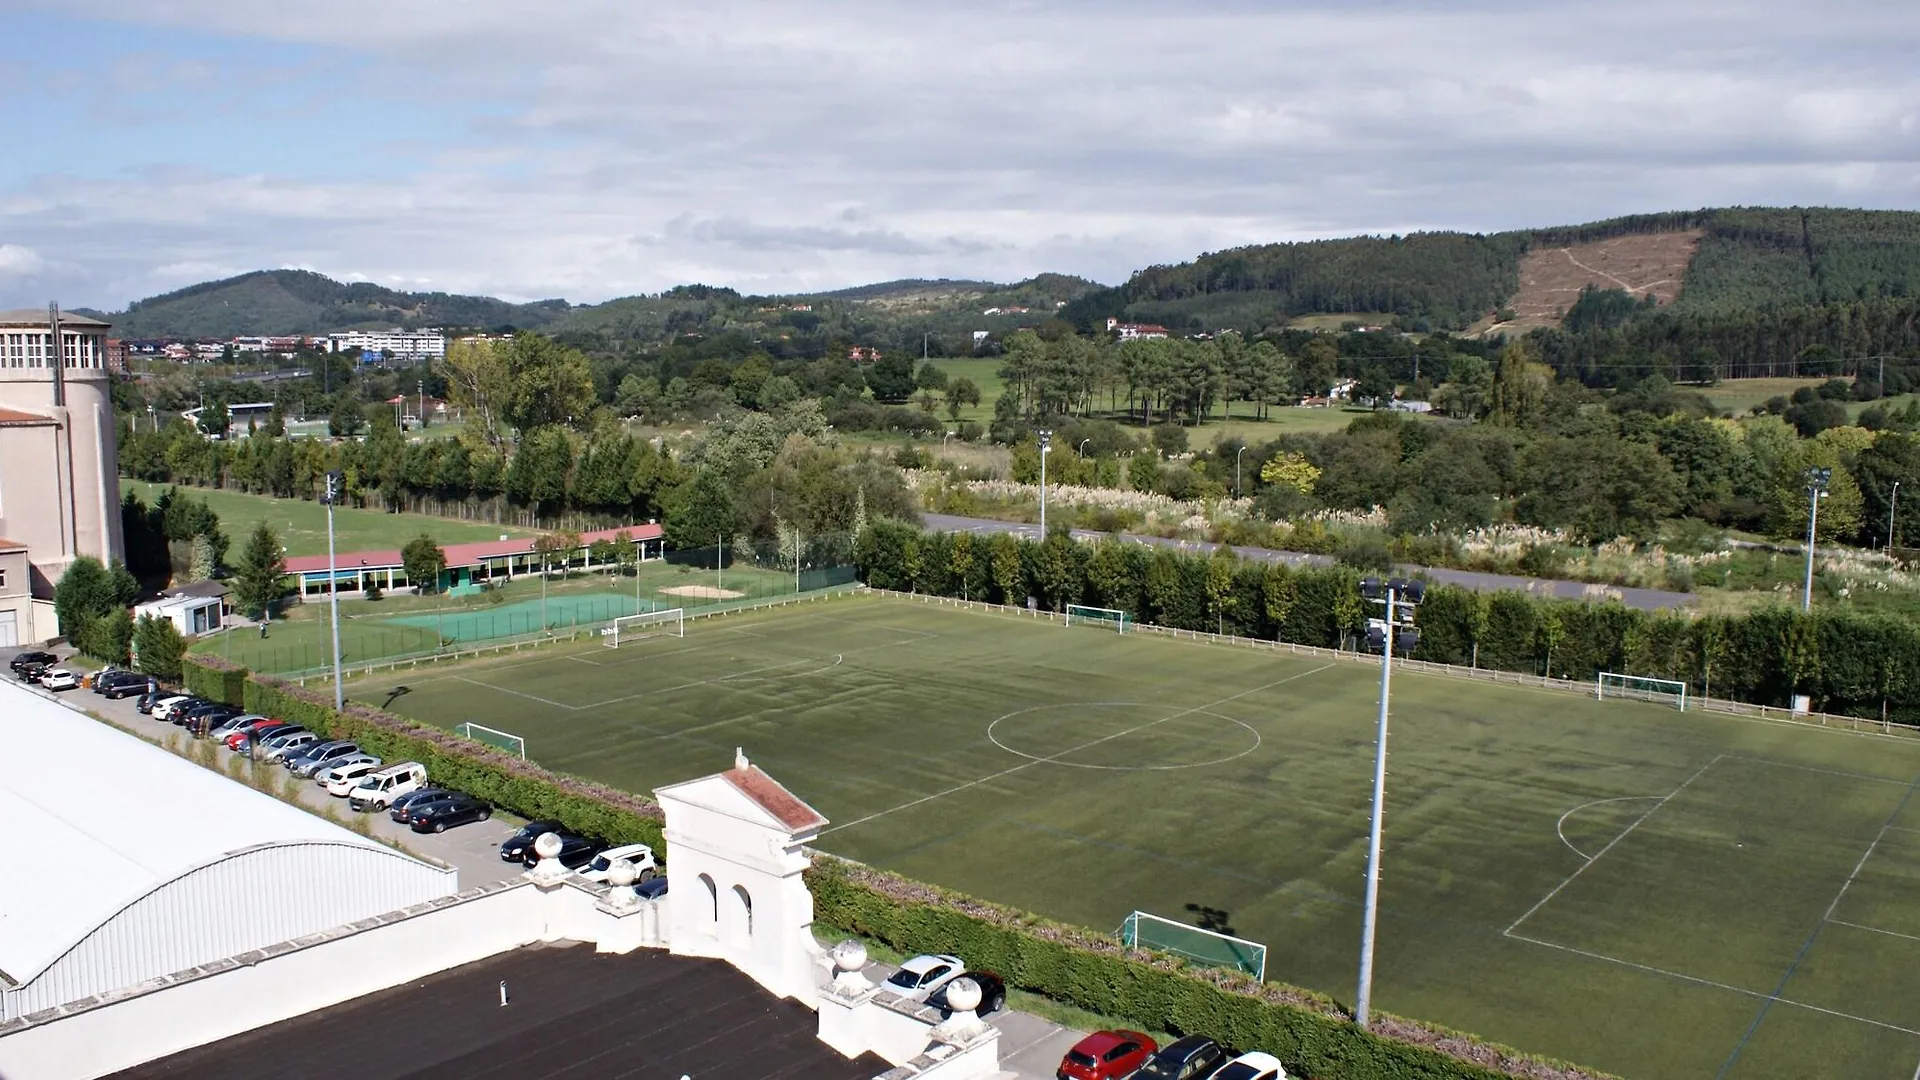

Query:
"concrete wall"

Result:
[[0, 365, 123, 594]]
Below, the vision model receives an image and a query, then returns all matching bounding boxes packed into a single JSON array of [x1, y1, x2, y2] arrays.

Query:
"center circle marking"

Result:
[[986, 701, 1262, 771]]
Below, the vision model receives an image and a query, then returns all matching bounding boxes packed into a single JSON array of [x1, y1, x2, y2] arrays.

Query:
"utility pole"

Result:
[[323, 470, 346, 710], [1890, 480, 1902, 552], [1803, 467, 1831, 614], [1354, 576, 1423, 1029], [1037, 430, 1053, 536]]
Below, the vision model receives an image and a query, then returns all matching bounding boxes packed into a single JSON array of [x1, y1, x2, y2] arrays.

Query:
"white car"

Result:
[[575, 843, 659, 883], [307, 751, 381, 781], [883, 954, 966, 1003], [39, 669, 80, 691], [151, 695, 196, 721], [1213, 1052, 1287, 1080], [321, 759, 385, 797]]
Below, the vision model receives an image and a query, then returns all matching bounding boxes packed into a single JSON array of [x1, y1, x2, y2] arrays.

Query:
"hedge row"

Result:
[[854, 520, 1920, 722], [183, 654, 666, 857], [807, 858, 1613, 1080]]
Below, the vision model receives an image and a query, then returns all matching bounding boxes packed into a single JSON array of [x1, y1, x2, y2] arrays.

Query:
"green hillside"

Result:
[[101, 269, 572, 338]]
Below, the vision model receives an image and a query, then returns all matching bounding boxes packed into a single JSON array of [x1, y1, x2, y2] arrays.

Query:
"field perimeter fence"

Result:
[[863, 589, 1920, 739]]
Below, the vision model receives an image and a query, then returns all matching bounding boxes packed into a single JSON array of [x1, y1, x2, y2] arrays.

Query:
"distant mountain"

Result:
[[99, 269, 571, 339]]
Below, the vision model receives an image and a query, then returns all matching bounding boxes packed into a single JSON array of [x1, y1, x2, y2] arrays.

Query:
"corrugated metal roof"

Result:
[[0, 679, 409, 989]]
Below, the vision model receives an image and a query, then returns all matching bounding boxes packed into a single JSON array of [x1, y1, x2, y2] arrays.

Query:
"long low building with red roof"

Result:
[[283, 523, 665, 597]]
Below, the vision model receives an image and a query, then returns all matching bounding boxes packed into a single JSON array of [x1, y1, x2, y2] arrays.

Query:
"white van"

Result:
[[348, 762, 427, 811]]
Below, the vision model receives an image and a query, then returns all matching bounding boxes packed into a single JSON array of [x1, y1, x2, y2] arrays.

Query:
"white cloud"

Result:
[[6, 1, 1920, 308], [0, 245, 46, 276]]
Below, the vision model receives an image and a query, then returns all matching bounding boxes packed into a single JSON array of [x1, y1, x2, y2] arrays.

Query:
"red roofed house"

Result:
[[281, 523, 665, 598], [1105, 317, 1170, 341]]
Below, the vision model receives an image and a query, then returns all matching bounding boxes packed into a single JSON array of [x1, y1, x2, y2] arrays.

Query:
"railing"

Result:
[[861, 588, 1920, 739]]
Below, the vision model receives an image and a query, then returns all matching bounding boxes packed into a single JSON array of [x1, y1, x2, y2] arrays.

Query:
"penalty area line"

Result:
[[820, 663, 1334, 837]]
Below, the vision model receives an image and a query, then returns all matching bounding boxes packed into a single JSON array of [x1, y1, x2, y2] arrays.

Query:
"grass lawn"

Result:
[[122, 479, 541, 558], [1704, 377, 1833, 416], [924, 357, 1005, 424], [348, 592, 1920, 1080]]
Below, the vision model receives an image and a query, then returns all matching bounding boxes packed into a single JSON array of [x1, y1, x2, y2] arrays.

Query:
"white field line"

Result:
[[1505, 755, 1723, 936], [451, 675, 577, 711], [1723, 755, 1913, 787], [578, 635, 926, 710], [1827, 919, 1920, 945], [1554, 795, 1663, 860], [821, 663, 1335, 836], [1505, 932, 1920, 1037]]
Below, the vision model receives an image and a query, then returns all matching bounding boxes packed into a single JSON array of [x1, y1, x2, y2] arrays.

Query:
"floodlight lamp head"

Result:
[[1396, 628, 1421, 653], [1361, 576, 1383, 599], [1388, 577, 1408, 594], [1404, 580, 1426, 604], [1365, 625, 1386, 650]]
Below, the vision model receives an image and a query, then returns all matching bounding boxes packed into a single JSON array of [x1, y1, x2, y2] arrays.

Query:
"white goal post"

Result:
[[1596, 671, 1688, 711], [602, 607, 686, 647], [1065, 604, 1129, 633], [1118, 911, 1266, 981], [458, 722, 527, 759]]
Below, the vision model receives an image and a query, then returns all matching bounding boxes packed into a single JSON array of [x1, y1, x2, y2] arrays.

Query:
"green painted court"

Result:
[[347, 592, 1920, 1079]]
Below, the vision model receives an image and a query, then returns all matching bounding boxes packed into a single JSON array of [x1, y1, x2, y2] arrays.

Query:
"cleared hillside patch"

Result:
[[1477, 231, 1701, 336]]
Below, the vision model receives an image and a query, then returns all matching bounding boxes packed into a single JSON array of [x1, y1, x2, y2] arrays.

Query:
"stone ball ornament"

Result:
[[942, 976, 982, 1014], [533, 831, 564, 860], [832, 938, 868, 973], [606, 858, 637, 888]]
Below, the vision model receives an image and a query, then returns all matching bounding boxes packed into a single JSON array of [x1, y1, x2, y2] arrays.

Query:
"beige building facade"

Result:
[[0, 309, 125, 643]]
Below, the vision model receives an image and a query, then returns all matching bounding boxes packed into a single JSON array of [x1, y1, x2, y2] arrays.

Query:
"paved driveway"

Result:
[[923, 512, 1697, 611]]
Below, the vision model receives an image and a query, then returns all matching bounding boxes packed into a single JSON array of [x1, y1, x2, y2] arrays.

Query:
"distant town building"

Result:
[[0, 308, 125, 644], [1106, 317, 1169, 341], [104, 338, 128, 375], [846, 346, 882, 362], [327, 328, 446, 360]]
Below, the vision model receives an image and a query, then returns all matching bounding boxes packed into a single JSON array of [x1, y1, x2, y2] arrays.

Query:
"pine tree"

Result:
[[232, 522, 288, 621], [188, 533, 217, 582], [133, 614, 187, 681]]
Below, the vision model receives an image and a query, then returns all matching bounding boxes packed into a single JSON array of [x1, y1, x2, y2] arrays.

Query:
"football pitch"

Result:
[[348, 592, 1920, 1079]]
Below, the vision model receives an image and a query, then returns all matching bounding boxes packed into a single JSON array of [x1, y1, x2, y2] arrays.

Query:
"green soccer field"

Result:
[[346, 592, 1920, 1079]]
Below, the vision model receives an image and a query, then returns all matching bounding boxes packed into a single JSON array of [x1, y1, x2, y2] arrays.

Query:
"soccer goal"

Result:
[[458, 722, 527, 759], [1118, 911, 1266, 980], [1596, 672, 1688, 711], [1065, 604, 1129, 633], [602, 607, 686, 648]]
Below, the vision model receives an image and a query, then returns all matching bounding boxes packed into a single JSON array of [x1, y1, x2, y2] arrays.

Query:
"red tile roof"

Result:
[[722, 764, 828, 833], [282, 523, 663, 575], [0, 536, 27, 551], [0, 407, 55, 426]]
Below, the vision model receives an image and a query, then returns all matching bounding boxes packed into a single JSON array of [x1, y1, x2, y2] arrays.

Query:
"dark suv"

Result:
[[9, 651, 57, 675]]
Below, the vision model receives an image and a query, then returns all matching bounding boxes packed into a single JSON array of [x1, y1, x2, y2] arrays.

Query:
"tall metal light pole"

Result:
[[1037, 430, 1053, 536], [1354, 575, 1423, 1029], [1889, 480, 1901, 552], [1078, 438, 1091, 458], [322, 470, 346, 710], [1235, 445, 1248, 498], [1803, 467, 1831, 614]]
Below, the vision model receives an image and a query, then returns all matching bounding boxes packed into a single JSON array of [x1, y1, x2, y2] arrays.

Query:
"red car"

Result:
[[225, 718, 287, 751], [1058, 1030, 1156, 1080]]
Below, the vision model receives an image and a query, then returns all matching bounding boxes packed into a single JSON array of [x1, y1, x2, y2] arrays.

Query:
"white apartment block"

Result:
[[326, 328, 446, 360]]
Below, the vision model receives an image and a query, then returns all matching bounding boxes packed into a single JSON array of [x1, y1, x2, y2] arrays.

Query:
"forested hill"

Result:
[[1064, 207, 1920, 335], [95, 270, 573, 339]]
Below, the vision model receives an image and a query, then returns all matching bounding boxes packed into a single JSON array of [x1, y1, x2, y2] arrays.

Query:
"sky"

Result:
[[1, 0, 1917, 311]]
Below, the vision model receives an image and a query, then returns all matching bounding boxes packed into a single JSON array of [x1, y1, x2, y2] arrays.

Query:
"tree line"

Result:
[[855, 521, 1920, 722]]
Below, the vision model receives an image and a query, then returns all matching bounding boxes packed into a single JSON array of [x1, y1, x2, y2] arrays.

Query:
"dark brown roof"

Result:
[[109, 942, 885, 1080], [725, 764, 829, 832]]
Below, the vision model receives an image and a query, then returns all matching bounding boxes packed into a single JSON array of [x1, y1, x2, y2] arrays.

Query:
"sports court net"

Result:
[[1596, 672, 1688, 711], [603, 607, 686, 647], [458, 722, 527, 759], [1065, 604, 1129, 633], [1118, 910, 1266, 980]]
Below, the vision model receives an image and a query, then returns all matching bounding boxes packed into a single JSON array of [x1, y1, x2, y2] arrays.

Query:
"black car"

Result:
[[179, 702, 236, 727], [635, 877, 669, 900], [928, 970, 1007, 1017], [408, 793, 493, 833], [135, 688, 170, 714], [389, 788, 451, 823], [14, 660, 51, 681], [96, 671, 152, 698], [91, 669, 141, 694], [1133, 1035, 1227, 1080], [9, 651, 56, 674], [519, 833, 601, 870], [499, 819, 567, 863]]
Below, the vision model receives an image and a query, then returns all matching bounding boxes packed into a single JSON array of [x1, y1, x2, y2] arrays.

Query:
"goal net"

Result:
[[1596, 672, 1688, 711], [1118, 911, 1266, 980], [458, 722, 526, 759], [602, 607, 686, 648], [1065, 604, 1129, 633]]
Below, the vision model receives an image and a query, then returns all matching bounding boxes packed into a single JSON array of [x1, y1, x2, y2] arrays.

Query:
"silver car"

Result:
[[310, 751, 381, 782], [255, 730, 320, 763], [287, 741, 361, 776]]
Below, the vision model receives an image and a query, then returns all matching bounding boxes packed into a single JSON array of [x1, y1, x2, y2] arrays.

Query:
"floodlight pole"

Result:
[[323, 470, 345, 711], [1235, 445, 1247, 498], [1038, 430, 1052, 536], [1355, 578, 1420, 1029], [1803, 467, 1830, 614], [1890, 480, 1901, 552]]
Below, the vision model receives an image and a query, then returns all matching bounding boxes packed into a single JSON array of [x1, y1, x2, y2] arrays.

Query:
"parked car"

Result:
[[1212, 1051, 1287, 1080], [152, 695, 202, 722], [576, 843, 659, 883], [407, 793, 492, 832], [39, 669, 81, 691], [15, 661, 51, 682], [634, 877, 669, 901], [322, 759, 387, 797], [517, 833, 603, 870], [883, 954, 967, 1003], [101, 673, 155, 699], [928, 970, 1006, 1017], [500, 820, 567, 863], [135, 688, 172, 713], [286, 741, 360, 777], [92, 670, 145, 695], [1134, 1035, 1228, 1080], [347, 762, 427, 811], [9, 650, 56, 674], [388, 788, 452, 822], [1057, 1031, 1157, 1080], [225, 718, 288, 751], [180, 703, 240, 729], [210, 713, 268, 738], [254, 729, 318, 762], [313, 752, 381, 781]]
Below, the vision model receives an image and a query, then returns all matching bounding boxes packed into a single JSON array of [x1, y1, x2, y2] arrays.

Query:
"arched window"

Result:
[[730, 884, 753, 947], [698, 873, 718, 930]]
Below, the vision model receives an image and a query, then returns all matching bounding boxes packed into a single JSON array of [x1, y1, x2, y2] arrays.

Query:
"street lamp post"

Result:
[[1235, 445, 1248, 498], [1354, 575, 1423, 1029], [1803, 467, 1831, 614], [1038, 430, 1053, 536], [1890, 480, 1902, 552], [322, 470, 346, 710], [1078, 438, 1091, 458]]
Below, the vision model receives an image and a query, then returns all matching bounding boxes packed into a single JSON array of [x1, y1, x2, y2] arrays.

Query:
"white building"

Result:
[[0, 680, 457, 1023], [326, 328, 446, 360], [133, 593, 224, 637]]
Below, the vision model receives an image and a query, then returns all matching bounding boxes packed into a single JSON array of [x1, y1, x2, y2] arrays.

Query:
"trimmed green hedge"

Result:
[[808, 858, 1613, 1080], [183, 655, 666, 857]]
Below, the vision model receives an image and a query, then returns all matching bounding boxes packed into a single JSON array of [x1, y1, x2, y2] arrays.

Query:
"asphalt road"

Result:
[[6, 648, 527, 889], [923, 512, 1698, 612]]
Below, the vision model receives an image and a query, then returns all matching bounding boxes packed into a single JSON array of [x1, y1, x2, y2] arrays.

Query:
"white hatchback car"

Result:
[[321, 759, 385, 797], [39, 669, 81, 691], [883, 954, 966, 1003], [1213, 1051, 1287, 1080], [151, 695, 196, 721], [575, 843, 659, 883]]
